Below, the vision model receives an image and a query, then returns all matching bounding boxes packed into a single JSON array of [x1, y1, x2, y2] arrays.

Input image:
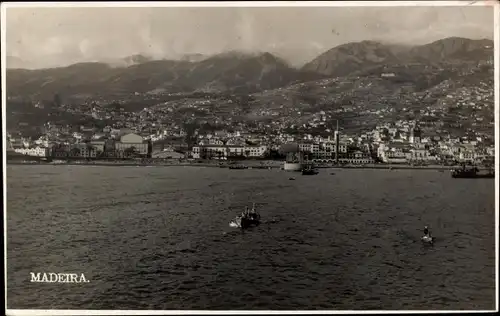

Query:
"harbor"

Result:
[[6, 162, 495, 310], [7, 158, 495, 173]]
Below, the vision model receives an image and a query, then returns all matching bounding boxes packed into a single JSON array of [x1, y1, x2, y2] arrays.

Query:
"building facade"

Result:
[[14, 146, 50, 157], [191, 145, 269, 159], [114, 133, 149, 156]]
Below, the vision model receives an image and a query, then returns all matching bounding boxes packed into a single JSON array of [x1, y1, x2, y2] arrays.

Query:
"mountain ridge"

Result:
[[302, 37, 493, 76], [6, 37, 493, 98]]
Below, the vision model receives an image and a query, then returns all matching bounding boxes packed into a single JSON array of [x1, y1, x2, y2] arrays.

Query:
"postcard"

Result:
[[3, 1, 498, 315]]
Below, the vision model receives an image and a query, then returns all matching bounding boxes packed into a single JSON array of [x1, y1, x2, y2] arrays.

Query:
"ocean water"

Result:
[[6, 165, 496, 310]]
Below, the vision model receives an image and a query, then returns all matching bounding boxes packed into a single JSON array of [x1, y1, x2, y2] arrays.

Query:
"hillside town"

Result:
[[7, 111, 495, 167]]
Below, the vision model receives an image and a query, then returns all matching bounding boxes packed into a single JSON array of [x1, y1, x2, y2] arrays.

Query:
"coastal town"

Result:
[[7, 96, 495, 167], [6, 52, 495, 168]]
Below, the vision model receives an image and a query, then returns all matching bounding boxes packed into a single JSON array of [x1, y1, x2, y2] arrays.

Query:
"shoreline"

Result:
[[6, 159, 492, 171]]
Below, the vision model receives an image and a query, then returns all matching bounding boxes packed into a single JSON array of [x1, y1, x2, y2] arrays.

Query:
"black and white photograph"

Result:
[[2, 1, 498, 313]]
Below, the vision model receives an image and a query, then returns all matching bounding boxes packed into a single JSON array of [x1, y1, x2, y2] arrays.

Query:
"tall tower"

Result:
[[335, 120, 340, 164], [409, 122, 421, 144]]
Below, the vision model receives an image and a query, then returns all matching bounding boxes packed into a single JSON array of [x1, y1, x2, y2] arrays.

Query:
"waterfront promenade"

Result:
[[6, 158, 492, 171]]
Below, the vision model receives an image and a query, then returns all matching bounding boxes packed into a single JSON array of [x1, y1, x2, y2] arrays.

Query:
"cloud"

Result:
[[4, 5, 494, 69]]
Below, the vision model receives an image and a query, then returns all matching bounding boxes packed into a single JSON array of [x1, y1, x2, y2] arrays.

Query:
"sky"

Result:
[[4, 4, 496, 69]]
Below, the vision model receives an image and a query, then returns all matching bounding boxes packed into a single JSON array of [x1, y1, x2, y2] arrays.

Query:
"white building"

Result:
[[69, 144, 98, 158], [191, 145, 268, 159], [191, 145, 226, 159], [114, 133, 149, 155], [458, 151, 476, 163], [89, 140, 106, 152], [381, 73, 396, 77], [377, 143, 409, 163], [244, 145, 268, 158], [14, 146, 50, 157]]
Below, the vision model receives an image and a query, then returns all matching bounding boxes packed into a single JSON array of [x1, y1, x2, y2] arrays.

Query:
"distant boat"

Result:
[[253, 165, 272, 170], [451, 166, 494, 179], [301, 163, 318, 175], [229, 165, 248, 170], [421, 235, 434, 245], [229, 205, 261, 229]]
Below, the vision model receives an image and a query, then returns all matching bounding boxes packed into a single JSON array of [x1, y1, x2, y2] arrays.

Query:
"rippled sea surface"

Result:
[[6, 165, 496, 310]]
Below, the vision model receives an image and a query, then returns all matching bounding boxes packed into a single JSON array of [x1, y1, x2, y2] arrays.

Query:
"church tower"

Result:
[[409, 122, 421, 144]]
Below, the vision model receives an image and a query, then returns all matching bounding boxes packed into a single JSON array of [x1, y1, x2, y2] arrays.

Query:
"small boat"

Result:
[[302, 165, 319, 175], [451, 166, 495, 179], [289, 177, 296, 180], [229, 215, 260, 229], [302, 169, 318, 175], [229, 165, 248, 170], [253, 165, 271, 169], [229, 205, 261, 229]]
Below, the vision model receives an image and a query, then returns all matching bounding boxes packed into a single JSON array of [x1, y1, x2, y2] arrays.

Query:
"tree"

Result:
[[147, 140, 153, 158], [268, 149, 285, 160], [200, 150, 207, 160], [206, 149, 213, 160], [85, 144, 96, 158], [53, 93, 62, 107], [124, 146, 138, 158]]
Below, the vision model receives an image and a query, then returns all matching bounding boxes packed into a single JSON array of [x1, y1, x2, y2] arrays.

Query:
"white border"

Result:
[[494, 1, 500, 312], [0, 1, 497, 8], [2, 1, 499, 315], [2, 0, 495, 8], [2, 311, 497, 315], [2, 0, 8, 314]]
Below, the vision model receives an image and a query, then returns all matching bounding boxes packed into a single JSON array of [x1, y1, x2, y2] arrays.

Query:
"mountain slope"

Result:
[[6, 51, 323, 97], [6, 37, 493, 98], [301, 37, 493, 77], [180, 51, 321, 92], [6, 62, 117, 97], [301, 40, 403, 76], [407, 37, 494, 62]]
